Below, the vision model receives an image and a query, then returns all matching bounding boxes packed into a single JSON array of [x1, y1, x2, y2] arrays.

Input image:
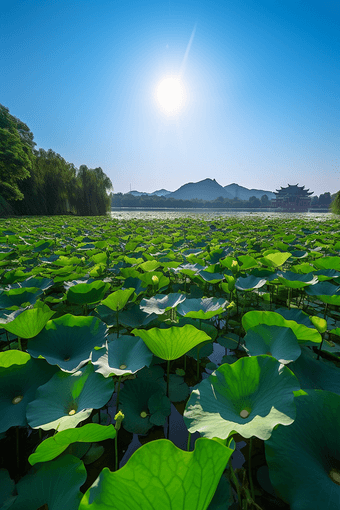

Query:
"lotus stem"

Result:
[[248, 437, 255, 501], [115, 433, 118, 471], [187, 431, 191, 451], [196, 347, 200, 381], [229, 463, 242, 509], [17, 337, 22, 351], [323, 303, 328, 320], [317, 332, 325, 361], [116, 375, 122, 412], [16, 426, 20, 472], [166, 360, 170, 398], [183, 354, 187, 371], [116, 308, 119, 338]]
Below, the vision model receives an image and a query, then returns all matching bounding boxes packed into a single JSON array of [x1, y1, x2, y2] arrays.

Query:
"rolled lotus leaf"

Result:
[[184, 355, 300, 440], [79, 438, 233, 510], [0, 351, 57, 433], [132, 325, 211, 360], [26, 364, 115, 431], [243, 324, 301, 364], [177, 297, 227, 319], [9, 454, 86, 510], [91, 334, 153, 377], [27, 314, 108, 372], [29, 423, 116, 465], [265, 390, 340, 509]]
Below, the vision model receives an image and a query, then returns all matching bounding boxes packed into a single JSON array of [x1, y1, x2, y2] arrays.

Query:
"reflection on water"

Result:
[[111, 208, 334, 221]]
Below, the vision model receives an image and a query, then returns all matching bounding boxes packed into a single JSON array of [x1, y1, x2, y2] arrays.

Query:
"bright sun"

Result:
[[156, 76, 186, 115]]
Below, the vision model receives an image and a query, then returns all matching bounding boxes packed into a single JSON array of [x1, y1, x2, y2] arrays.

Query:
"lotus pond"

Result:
[[1, 214, 340, 510]]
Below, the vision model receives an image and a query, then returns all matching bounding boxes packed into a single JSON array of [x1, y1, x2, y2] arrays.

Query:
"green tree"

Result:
[[0, 104, 34, 201], [331, 191, 340, 214]]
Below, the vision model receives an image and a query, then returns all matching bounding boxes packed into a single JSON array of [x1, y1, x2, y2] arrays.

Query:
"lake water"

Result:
[[111, 208, 335, 221]]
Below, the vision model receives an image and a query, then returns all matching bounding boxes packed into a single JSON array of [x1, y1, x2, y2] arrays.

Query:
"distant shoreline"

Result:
[[111, 207, 331, 213]]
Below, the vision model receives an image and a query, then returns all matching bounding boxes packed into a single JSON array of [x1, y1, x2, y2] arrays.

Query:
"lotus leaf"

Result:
[[305, 281, 340, 304], [9, 454, 86, 510], [27, 314, 108, 372], [265, 390, 340, 509], [260, 252, 291, 268], [79, 438, 233, 510], [274, 307, 312, 327], [0, 287, 43, 309], [2, 301, 55, 338], [132, 325, 211, 360], [235, 275, 267, 291], [101, 288, 135, 311], [118, 378, 167, 434], [91, 334, 153, 377], [0, 469, 15, 510], [243, 325, 301, 364], [0, 351, 57, 433], [177, 297, 227, 320], [26, 364, 115, 431], [29, 423, 116, 465], [242, 310, 321, 345], [288, 345, 340, 394], [148, 390, 172, 426], [140, 293, 186, 315], [313, 255, 340, 270], [197, 270, 225, 283], [67, 280, 111, 305], [276, 271, 318, 289], [184, 355, 300, 440]]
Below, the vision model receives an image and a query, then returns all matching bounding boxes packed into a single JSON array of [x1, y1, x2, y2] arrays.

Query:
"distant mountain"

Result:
[[224, 183, 275, 200], [128, 189, 171, 197], [169, 178, 233, 201], [127, 180, 274, 201]]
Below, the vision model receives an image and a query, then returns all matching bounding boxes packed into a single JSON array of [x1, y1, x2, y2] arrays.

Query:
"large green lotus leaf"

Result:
[[27, 314, 108, 372], [259, 252, 291, 268], [314, 269, 340, 281], [184, 355, 300, 440], [148, 390, 171, 426], [2, 301, 55, 338], [313, 255, 340, 270], [118, 304, 158, 328], [177, 298, 227, 320], [168, 374, 190, 402], [288, 345, 340, 394], [274, 307, 312, 327], [265, 390, 340, 509], [178, 317, 218, 341], [140, 293, 186, 315], [91, 335, 153, 377], [8, 276, 54, 291], [132, 325, 211, 360], [242, 311, 321, 345], [243, 325, 301, 364], [235, 275, 267, 291], [67, 281, 111, 305], [0, 287, 43, 309], [276, 271, 318, 289], [9, 454, 86, 510], [0, 469, 15, 510], [138, 260, 160, 272], [26, 364, 115, 431], [29, 423, 116, 465], [118, 378, 164, 434], [79, 438, 233, 510], [238, 254, 259, 270], [101, 288, 135, 311], [305, 281, 340, 305], [197, 270, 225, 283], [0, 351, 57, 433]]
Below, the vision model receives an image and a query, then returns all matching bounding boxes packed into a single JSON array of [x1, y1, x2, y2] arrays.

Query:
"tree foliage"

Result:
[[0, 104, 112, 216]]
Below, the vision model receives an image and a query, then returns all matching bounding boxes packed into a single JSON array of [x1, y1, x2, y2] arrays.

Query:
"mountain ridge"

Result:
[[128, 179, 275, 201]]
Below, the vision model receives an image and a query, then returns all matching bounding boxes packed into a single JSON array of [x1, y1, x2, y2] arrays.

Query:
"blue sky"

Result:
[[1, 0, 339, 196]]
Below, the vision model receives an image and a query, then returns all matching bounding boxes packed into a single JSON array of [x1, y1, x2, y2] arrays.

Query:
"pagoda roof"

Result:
[[274, 184, 313, 196]]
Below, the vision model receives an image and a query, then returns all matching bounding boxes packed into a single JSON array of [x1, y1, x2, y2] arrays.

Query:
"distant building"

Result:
[[272, 184, 313, 212]]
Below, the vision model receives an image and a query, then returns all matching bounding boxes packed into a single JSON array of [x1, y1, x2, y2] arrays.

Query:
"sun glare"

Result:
[[156, 76, 186, 115]]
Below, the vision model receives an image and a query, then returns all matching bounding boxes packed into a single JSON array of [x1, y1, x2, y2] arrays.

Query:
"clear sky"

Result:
[[1, 0, 339, 196]]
